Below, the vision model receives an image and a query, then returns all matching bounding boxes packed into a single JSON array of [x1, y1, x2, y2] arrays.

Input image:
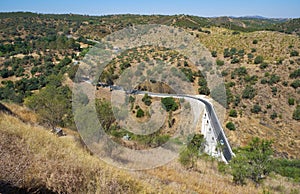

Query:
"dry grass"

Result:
[[1, 103, 299, 193], [0, 111, 157, 193]]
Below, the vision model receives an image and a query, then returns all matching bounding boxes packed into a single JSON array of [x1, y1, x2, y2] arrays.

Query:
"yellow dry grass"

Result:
[[1, 103, 299, 194], [0, 111, 158, 193]]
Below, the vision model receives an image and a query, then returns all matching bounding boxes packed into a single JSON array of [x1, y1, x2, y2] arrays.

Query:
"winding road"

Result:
[[132, 90, 235, 162]]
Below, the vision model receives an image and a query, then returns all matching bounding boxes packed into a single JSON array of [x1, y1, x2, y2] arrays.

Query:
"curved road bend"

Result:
[[135, 91, 235, 162]]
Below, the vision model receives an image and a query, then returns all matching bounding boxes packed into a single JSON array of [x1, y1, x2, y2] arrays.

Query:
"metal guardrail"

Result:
[[100, 85, 235, 162], [186, 95, 234, 162]]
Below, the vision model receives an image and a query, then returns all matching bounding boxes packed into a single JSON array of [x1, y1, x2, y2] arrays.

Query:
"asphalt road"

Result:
[[135, 90, 234, 162]]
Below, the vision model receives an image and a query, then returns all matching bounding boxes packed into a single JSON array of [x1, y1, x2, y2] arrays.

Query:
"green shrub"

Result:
[[142, 93, 152, 106], [229, 109, 238, 117], [252, 39, 258, 44], [211, 51, 217, 57], [234, 67, 248, 76], [216, 59, 224, 66], [242, 85, 256, 99], [230, 138, 273, 185], [269, 74, 280, 85], [231, 57, 240, 64], [226, 122, 236, 130], [198, 86, 210, 95], [290, 50, 299, 57], [136, 108, 145, 118], [259, 62, 268, 69], [247, 53, 254, 59], [291, 80, 300, 89], [289, 69, 300, 78], [293, 105, 300, 120], [261, 78, 268, 84], [251, 104, 261, 113], [179, 134, 205, 168], [271, 86, 277, 95], [282, 81, 289, 86], [234, 95, 241, 106], [254, 55, 264, 64], [271, 159, 300, 181], [244, 75, 258, 84], [288, 98, 295, 105], [198, 77, 207, 86], [161, 97, 178, 112], [223, 48, 230, 58], [270, 112, 278, 120]]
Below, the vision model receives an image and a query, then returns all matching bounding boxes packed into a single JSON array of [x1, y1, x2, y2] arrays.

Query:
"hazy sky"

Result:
[[1, 0, 299, 18]]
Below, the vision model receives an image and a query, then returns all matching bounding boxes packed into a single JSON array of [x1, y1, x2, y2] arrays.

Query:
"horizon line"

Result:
[[0, 11, 299, 19]]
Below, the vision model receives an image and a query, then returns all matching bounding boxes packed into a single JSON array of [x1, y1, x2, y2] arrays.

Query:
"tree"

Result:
[[198, 86, 210, 95], [25, 85, 70, 129], [142, 93, 152, 106], [179, 134, 205, 169], [230, 137, 273, 186], [226, 122, 236, 131], [95, 99, 116, 132], [161, 97, 178, 112]]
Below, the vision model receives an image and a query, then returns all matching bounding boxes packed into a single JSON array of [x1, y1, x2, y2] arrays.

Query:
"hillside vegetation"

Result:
[[0, 12, 299, 193], [1, 103, 299, 193]]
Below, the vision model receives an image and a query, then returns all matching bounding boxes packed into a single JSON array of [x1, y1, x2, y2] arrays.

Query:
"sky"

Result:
[[0, 0, 299, 18]]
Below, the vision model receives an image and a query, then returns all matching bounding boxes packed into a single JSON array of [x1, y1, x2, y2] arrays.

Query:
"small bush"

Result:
[[251, 104, 261, 114], [226, 122, 236, 130], [136, 108, 145, 118], [271, 87, 277, 95], [231, 57, 240, 64], [211, 51, 217, 57], [252, 39, 258, 44], [216, 59, 224, 66], [269, 74, 280, 85], [261, 78, 268, 84], [142, 93, 152, 106], [259, 62, 268, 69], [229, 109, 238, 117], [242, 85, 256, 99], [270, 112, 278, 120], [282, 81, 288, 86], [290, 50, 299, 57], [293, 105, 300, 120], [289, 69, 300, 79], [288, 98, 295, 105], [291, 80, 300, 89], [254, 55, 264, 64], [198, 86, 210, 95]]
